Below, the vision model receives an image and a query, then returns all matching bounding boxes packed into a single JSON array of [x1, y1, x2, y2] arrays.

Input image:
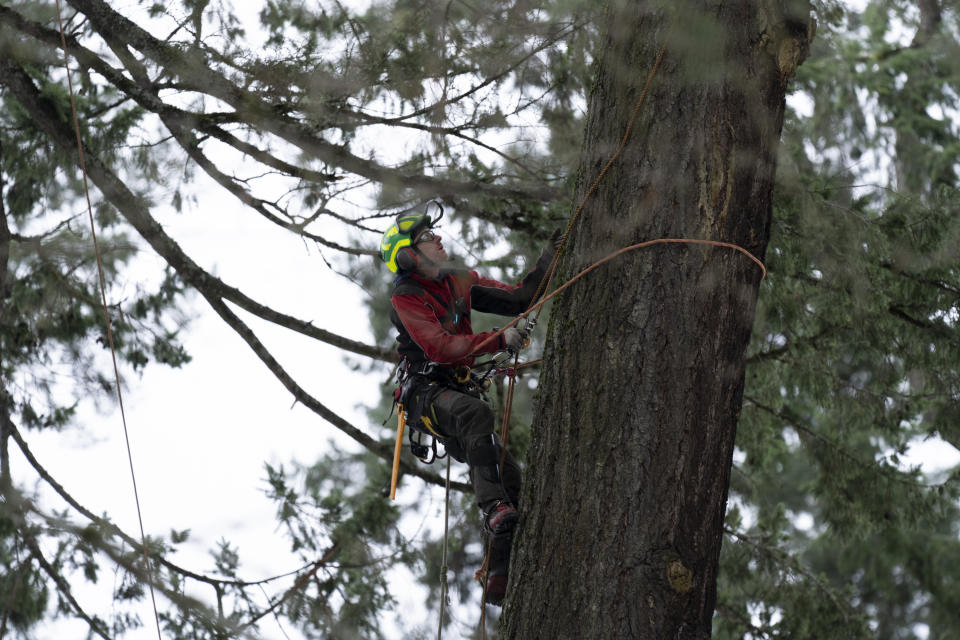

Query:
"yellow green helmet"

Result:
[[380, 213, 431, 273]]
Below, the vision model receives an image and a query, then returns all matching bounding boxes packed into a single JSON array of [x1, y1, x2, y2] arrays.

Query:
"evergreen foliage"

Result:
[[0, 0, 957, 638]]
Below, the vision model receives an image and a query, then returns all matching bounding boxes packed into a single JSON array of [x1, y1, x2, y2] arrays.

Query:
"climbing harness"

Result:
[[388, 356, 520, 499]]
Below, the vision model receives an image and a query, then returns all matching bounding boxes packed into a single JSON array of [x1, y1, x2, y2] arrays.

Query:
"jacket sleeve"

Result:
[[469, 253, 551, 316], [392, 294, 506, 364]]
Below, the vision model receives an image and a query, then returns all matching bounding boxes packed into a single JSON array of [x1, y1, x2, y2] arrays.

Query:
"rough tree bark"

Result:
[[503, 1, 812, 638]]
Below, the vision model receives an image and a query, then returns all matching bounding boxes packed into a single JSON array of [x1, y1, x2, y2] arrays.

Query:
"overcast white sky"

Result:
[[16, 181, 404, 638]]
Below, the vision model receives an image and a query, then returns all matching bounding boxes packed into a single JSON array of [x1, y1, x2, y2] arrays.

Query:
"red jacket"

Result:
[[390, 262, 549, 367]]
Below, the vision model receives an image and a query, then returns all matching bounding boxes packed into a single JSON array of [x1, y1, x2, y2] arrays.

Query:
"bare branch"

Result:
[[6, 422, 296, 589], [203, 294, 471, 493], [18, 502, 263, 640], [20, 536, 114, 640], [0, 6, 366, 256], [366, 19, 587, 125], [345, 109, 546, 179], [240, 545, 339, 631]]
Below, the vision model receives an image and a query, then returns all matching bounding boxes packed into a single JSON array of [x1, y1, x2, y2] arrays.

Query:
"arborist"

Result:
[[380, 205, 558, 605]]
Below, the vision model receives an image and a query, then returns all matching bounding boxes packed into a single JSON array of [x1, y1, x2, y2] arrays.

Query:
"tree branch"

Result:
[[888, 303, 959, 345], [366, 19, 586, 125], [0, 5, 368, 256], [6, 472, 347, 638], [746, 325, 838, 364], [344, 109, 547, 179], [0, 58, 468, 493], [160, 108, 371, 254], [18, 502, 265, 640], [878, 260, 960, 296], [6, 422, 293, 589], [65, 0, 564, 209], [742, 395, 937, 489], [0, 54, 394, 364], [240, 545, 339, 631], [203, 294, 471, 493], [723, 525, 856, 624], [20, 536, 114, 640]]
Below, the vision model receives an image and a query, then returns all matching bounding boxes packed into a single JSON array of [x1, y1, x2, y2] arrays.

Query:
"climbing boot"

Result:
[[483, 515, 514, 607], [484, 501, 518, 537], [485, 570, 508, 606]]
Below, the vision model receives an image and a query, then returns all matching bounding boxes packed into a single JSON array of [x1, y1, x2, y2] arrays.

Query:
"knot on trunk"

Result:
[[757, 1, 817, 83], [666, 558, 695, 594], [774, 25, 814, 81]]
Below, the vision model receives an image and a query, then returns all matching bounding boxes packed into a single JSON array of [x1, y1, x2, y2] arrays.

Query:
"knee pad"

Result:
[[467, 433, 500, 467], [467, 434, 502, 482], [476, 464, 501, 483]]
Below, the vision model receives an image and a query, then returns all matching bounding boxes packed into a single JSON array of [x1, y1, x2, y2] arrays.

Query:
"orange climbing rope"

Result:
[[470, 237, 766, 359]]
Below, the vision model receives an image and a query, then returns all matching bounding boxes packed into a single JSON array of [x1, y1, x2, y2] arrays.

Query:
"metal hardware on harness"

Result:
[[502, 316, 537, 358], [520, 316, 537, 348], [477, 358, 520, 389], [454, 365, 471, 384], [402, 361, 437, 380], [482, 316, 536, 377], [410, 429, 445, 464]]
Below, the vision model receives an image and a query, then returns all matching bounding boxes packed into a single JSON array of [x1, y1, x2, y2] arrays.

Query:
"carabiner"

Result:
[[454, 365, 472, 384]]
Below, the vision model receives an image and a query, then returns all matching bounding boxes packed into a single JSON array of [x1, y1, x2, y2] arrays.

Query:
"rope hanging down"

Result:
[[437, 457, 452, 640], [528, 37, 671, 316], [54, 3, 163, 638]]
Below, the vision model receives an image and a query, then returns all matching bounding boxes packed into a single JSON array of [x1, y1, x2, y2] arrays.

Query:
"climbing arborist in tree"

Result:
[[381, 205, 558, 605]]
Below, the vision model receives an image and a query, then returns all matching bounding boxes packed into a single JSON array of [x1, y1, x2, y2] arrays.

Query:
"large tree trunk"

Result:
[[503, 1, 811, 637]]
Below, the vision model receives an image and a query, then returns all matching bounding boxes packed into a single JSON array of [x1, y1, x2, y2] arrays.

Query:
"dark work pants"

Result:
[[427, 386, 522, 511]]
